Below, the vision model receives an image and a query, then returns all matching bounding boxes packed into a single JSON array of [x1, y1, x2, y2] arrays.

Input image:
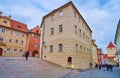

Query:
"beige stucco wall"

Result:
[[0, 18, 27, 57], [107, 48, 116, 57], [0, 17, 11, 27], [41, 5, 93, 69]]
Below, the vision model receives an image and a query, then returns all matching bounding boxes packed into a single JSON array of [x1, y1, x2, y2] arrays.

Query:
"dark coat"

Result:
[[25, 51, 29, 57]]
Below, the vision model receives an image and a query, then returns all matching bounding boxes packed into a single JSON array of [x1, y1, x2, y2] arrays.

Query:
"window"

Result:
[[74, 11, 76, 18], [14, 49, 17, 53], [83, 33, 85, 39], [9, 38, 12, 43], [79, 17, 80, 23], [34, 34, 39, 38], [16, 32, 19, 36], [1, 28, 6, 33], [36, 30, 39, 33], [84, 47, 86, 54], [20, 49, 22, 53], [79, 29, 81, 36], [59, 10, 63, 16], [59, 24, 63, 32], [80, 46, 82, 53], [10, 30, 13, 35], [74, 25, 77, 33], [51, 15, 54, 21], [87, 49, 89, 54], [15, 40, 18, 44], [17, 25, 21, 28], [21, 41, 24, 44], [76, 44, 78, 52], [0, 37, 4, 41], [34, 43, 39, 48], [59, 44, 63, 52], [3, 21, 7, 23], [50, 28, 54, 35], [22, 34, 24, 37], [50, 45, 53, 52], [6, 48, 10, 53]]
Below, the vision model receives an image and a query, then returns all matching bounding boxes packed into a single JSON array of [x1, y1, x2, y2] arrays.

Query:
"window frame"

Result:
[[50, 45, 53, 52], [59, 10, 63, 16], [50, 27, 54, 35], [59, 24, 63, 32], [51, 15, 54, 21], [59, 44, 63, 52]]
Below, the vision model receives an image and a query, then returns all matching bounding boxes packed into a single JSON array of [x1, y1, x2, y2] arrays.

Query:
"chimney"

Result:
[[0, 11, 2, 16], [8, 15, 12, 18]]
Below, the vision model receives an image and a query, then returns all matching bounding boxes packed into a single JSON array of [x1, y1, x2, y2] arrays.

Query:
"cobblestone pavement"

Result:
[[74, 67, 120, 78], [0, 57, 120, 78], [0, 57, 75, 78]]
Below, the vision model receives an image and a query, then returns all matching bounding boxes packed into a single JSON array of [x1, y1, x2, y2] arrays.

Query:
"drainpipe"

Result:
[[40, 21, 45, 60]]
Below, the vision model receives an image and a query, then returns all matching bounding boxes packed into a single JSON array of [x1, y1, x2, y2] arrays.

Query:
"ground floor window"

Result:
[[14, 49, 17, 53], [6, 48, 10, 53]]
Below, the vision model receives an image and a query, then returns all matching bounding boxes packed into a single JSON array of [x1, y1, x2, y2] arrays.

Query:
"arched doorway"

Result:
[[0, 48, 3, 56], [32, 50, 39, 57]]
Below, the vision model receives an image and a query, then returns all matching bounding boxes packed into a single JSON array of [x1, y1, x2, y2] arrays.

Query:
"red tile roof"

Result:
[[11, 19, 28, 33], [103, 54, 108, 59], [108, 56, 116, 59], [29, 26, 41, 34], [107, 42, 115, 48]]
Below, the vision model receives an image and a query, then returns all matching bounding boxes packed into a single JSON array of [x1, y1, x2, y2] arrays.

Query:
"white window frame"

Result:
[[59, 10, 63, 16]]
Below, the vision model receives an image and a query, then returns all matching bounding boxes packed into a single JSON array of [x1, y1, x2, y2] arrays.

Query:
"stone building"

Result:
[[40, 1, 93, 69], [0, 12, 28, 57], [91, 40, 98, 67]]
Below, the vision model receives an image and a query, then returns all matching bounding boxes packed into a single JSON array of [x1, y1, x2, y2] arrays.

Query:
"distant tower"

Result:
[[107, 42, 117, 64]]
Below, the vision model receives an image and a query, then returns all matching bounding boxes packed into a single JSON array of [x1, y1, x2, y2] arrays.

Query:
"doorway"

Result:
[[32, 50, 39, 57], [0, 48, 3, 56]]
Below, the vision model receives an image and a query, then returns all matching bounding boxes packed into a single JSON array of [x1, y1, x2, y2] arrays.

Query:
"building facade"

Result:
[[91, 40, 98, 67], [26, 26, 41, 57], [40, 1, 93, 69], [107, 42, 116, 59], [0, 12, 28, 57], [103, 54, 108, 64], [97, 48, 102, 65], [114, 20, 120, 67]]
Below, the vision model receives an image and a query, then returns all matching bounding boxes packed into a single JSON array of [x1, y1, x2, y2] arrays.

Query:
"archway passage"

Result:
[[0, 48, 3, 56], [32, 50, 39, 57]]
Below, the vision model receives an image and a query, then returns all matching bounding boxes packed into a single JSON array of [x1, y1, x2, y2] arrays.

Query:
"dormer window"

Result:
[[17, 25, 21, 28], [3, 21, 7, 23], [36, 30, 39, 33]]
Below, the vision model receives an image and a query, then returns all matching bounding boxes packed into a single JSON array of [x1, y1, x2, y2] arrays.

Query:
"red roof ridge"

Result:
[[107, 42, 115, 48]]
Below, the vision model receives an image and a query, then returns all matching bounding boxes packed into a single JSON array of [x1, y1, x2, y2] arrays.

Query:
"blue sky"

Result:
[[0, 0, 120, 53]]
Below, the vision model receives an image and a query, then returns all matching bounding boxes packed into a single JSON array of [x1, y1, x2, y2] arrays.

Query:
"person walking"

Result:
[[109, 65, 113, 72], [25, 50, 30, 60], [90, 62, 92, 68], [95, 63, 98, 69]]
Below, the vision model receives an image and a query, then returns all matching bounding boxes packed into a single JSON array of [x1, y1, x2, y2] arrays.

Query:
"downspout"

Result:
[[41, 21, 45, 60]]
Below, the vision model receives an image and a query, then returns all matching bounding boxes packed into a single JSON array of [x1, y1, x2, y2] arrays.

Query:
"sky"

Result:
[[0, 0, 120, 53]]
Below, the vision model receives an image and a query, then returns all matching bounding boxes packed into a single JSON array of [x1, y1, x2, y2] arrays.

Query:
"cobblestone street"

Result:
[[0, 57, 120, 78], [0, 57, 72, 78]]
